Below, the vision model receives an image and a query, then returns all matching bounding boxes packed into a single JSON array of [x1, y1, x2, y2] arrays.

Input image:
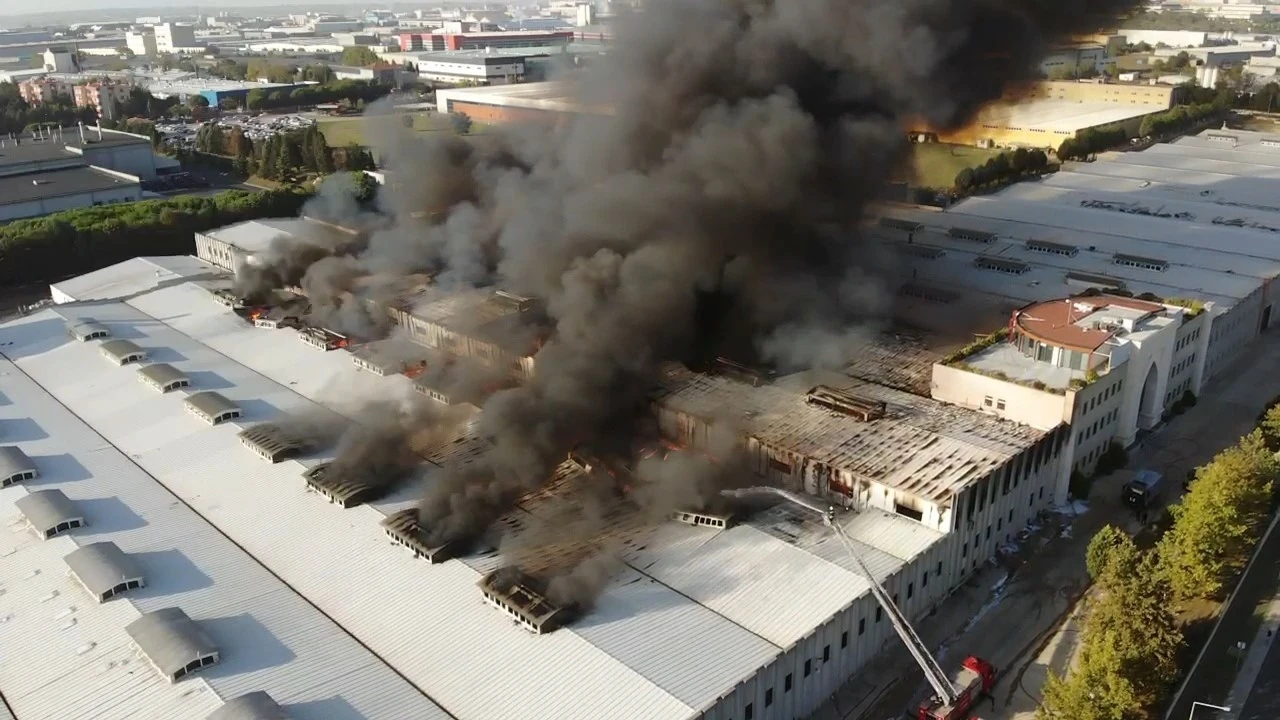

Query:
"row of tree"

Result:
[[1039, 426, 1280, 718], [1138, 102, 1226, 140], [195, 123, 374, 180], [245, 79, 391, 112], [953, 148, 1050, 192], [0, 188, 311, 285]]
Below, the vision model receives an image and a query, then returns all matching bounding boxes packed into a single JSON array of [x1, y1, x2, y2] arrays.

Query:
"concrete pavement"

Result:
[[809, 329, 1280, 720], [1231, 583, 1280, 720]]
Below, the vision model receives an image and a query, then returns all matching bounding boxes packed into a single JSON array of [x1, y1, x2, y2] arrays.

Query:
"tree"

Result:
[[219, 97, 241, 112], [450, 111, 473, 135], [1057, 137, 1080, 161], [1261, 403, 1280, 451], [953, 167, 974, 191], [188, 94, 210, 109], [1028, 148, 1048, 172], [341, 46, 382, 67], [227, 127, 251, 160], [246, 89, 266, 112], [1086, 525, 1134, 583], [1159, 430, 1277, 599], [116, 46, 135, 59]]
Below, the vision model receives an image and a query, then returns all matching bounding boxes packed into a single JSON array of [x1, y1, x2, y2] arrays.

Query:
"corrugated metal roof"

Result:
[[14, 488, 81, 533], [207, 691, 290, 720], [49, 256, 220, 305], [64, 541, 145, 597], [0, 343, 449, 720], [125, 606, 220, 677]]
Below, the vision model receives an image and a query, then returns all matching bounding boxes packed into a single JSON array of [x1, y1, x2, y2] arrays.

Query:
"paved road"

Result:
[[812, 329, 1280, 720], [1240, 616, 1280, 720]]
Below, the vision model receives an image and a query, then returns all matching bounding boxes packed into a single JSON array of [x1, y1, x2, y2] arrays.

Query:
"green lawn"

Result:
[[318, 113, 490, 147], [909, 143, 1001, 189]]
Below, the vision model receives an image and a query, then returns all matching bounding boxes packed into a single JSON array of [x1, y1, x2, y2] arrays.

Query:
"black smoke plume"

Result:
[[249, 0, 1142, 604]]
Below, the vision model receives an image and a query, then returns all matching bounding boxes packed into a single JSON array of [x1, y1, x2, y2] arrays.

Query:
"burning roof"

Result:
[[303, 462, 387, 508], [478, 568, 581, 635], [382, 508, 463, 564]]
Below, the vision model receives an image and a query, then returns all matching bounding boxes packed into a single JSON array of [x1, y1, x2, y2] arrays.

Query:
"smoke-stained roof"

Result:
[[652, 363, 1043, 504], [0, 306, 450, 720]]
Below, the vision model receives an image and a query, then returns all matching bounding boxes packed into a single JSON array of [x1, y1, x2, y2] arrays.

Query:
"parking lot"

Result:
[[156, 112, 317, 149]]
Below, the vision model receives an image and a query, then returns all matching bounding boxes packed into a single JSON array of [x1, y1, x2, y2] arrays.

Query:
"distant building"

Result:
[[154, 23, 196, 53], [331, 64, 400, 84], [0, 125, 147, 221], [333, 32, 381, 46], [313, 19, 364, 33], [416, 51, 527, 86], [145, 78, 309, 107], [42, 48, 81, 74], [18, 78, 74, 106], [399, 29, 573, 52], [126, 31, 158, 57], [73, 82, 133, 121]]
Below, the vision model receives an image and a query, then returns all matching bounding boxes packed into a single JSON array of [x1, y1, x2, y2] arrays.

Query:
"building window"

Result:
[[962, 543, 968, 558], [922, 571, 928, 587], [766, 688, 774, 707], [907, 582, 914, 599], [841, 631, 849, 648], [804, 659, 812, 677], [996, 399, 1006, 410], [983, 396, 994, 408], [768, 457, 792, 475], [785, 674, 793, 692], [859, 618, 866, 635], [876, 607, 883, 622], [823, 645, 831, 663], [745, 703, 754, 720]]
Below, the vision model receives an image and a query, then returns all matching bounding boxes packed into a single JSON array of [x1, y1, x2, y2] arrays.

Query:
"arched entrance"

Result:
[[1137, 363, 1161, 429]]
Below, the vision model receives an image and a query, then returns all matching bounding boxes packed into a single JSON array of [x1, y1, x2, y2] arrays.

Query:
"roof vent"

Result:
[[183, 392, 242, 426], [137, 363, 190, 393], [382, 508, 460, 563], [66, 319, 110, 342], [478, 568, 580, 634], [895, 244, 945, 260], [671, 509, 735, 530], [1025, 238, 1079, 257], [64, 541, 145, 603], [948, 227, 996, 244], [492, 289, 536, 312], [878, 217, 922, 233], [303, 462, 383, 508], [299, 326, 348, 351], [1113, 253, 1169, 272], [99, 339, 147, 366], [1066, 271, 1127, 290], [125, 607, 219, 683], [238, 423, 316, 463], [16, 489, 83, 539], [207, 691, 289, 720], [805, 385, 887, 422], [211, 289, 245, 310], [711, 357, 774, 387], [898, 282, 958, 304], [0, 446, 38, 487], [974, 257, 1030, 275]]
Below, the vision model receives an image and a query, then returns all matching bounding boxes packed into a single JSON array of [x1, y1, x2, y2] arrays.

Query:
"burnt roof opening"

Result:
[[479, 567, 582, 635]]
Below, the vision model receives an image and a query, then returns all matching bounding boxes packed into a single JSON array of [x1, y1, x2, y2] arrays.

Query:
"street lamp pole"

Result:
[[1190, 701, 1231, 720]]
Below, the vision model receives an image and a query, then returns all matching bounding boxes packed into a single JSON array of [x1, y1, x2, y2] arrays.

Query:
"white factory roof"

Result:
[[0, 261, 960, 719], [974, 99, 1156, 134], [200, 218, 312, 255], [436, 80, 596, 114], [49, 255, 221, 304], [0, 317, 447, 719], [876, 128, 1280, 311]]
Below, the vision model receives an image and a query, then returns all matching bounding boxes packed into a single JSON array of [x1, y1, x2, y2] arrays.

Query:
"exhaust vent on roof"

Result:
[[711, 357, 774, 387], [382, 508, 460, 563], [184, 392, 242, 426], [303, 463, 383, 508], [478, 568, 580, 635], [0, 445, 38, 487], [99, 339, 147, 366], [895, 244, 945, 260], [974, 257, 1030, 275], [1066, 271, 1127, 290], [1026, 238, 1078, 257], [898, 282, 957, 304], [126, 607, 219, 683], [805, 386, 887, 422], [878, 217, 922, 233], [16, 489, 83, 539], [948, 227, 996, 244], [238, 423, 315, 463], [671, 509, 735, 530], [137, 363, 190, 393], [492, 289, 536, 312], [1113, 253, 1169, 272], [64, 541, 145, 603], [66, 319, 110, 342], [299, 326, 348, 351], [207, 691, 288, 720], [211, 289, 245, 310]]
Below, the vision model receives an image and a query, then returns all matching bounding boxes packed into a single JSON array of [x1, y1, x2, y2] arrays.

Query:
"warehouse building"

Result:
[[435, 80, 608, 124], [11, 249, 1069, 720], [145, 78, 310, 107], [923, 81, 1178, 149], [0, 125, 156, 221], [874, 127, 1280, 473]]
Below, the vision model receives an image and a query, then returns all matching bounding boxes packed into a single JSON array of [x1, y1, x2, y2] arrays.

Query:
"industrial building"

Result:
[[399, 28, 574, 51], [5, 231, 1070, 720], [145, 78, 311, 107], [435, 81, 606, 124], [153, 22, 196, 53], [0, 125, 154, 221], [873, 126, 1280, 473], [925, 81, 1178, 149], [413, 50, 530, 85]]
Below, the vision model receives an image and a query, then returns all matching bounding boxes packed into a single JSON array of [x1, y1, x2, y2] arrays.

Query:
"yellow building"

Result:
[[924, 81, 1176, 150]]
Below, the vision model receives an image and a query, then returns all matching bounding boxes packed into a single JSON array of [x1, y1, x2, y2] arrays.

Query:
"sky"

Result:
[[1, 0, 483, 22]]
